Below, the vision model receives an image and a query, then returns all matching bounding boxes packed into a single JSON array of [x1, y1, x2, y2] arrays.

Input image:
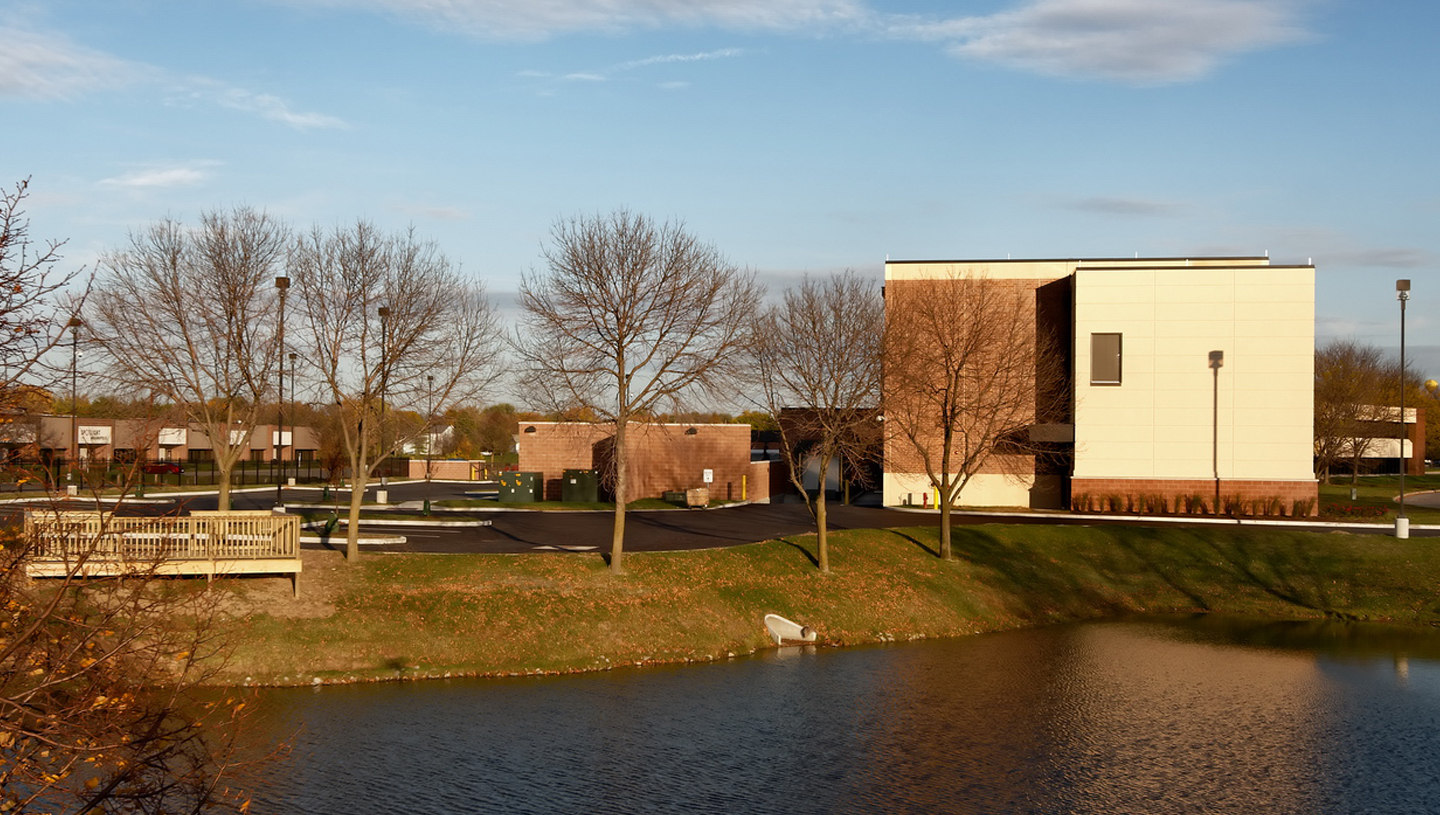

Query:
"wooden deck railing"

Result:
[[24, 510, 303, 595]]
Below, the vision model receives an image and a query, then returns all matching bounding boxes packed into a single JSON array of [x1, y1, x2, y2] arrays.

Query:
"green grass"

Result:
[[1318, 473, 1440, 524], [213, 522, 1440, 685]]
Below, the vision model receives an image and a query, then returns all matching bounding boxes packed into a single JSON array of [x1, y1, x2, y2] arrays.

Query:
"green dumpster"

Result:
[[562, 469, 599, 503]]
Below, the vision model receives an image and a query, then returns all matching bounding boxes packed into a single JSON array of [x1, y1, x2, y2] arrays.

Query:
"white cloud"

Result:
[[561, 72, 607, 82], [215, 87, 350, 130], [98, 164, 218, 189], [888, 0, 1313, 84], [0, 26, 147, 98], [616, 48, 744, 71], [281, 0, 865, 39]]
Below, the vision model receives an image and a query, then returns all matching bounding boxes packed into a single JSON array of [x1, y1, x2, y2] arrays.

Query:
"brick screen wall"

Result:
[[518, 422, 755, 501]]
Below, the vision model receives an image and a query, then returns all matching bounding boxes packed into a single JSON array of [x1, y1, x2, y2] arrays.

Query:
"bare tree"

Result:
[[89, 208, 289, 510], [1, 183, 257, 813], [753, 271, 882, 572], [0, 178, 89, 400], [1314, 339, 1408, 484], [883, 272, 1065, 561], [514, 210, 760, 574], [290, 221, 502, 562]]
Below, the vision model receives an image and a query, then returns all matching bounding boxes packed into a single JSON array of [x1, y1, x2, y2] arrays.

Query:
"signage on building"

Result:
[[78, 426, 112, 445], [703, 468, 714, 484], [157, 427, 186, 446]]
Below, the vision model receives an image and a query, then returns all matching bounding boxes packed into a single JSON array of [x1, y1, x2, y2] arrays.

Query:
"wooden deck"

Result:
[[24, 510, 303, 596]]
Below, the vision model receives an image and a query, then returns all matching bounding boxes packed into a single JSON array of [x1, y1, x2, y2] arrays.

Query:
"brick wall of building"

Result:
[[517, 422, 754, 501]]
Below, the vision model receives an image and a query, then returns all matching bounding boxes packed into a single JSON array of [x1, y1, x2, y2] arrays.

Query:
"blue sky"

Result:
[[5, 0, 1440, 383]]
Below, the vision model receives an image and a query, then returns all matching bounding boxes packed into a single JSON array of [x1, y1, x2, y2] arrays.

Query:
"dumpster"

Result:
[[498, 471, 540, 502], [685, 487, 709, 508], [562, 468, 599, 503]]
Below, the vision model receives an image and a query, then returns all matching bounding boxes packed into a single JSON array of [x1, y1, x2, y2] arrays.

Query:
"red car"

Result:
[[143, 462, 184, 475]]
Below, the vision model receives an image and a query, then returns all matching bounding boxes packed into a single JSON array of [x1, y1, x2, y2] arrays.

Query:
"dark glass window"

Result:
[[1091, 333, 1122, 385]]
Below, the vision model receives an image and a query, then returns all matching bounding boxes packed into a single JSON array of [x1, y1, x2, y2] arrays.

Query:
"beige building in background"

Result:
[[883, 256, 1317, 511]]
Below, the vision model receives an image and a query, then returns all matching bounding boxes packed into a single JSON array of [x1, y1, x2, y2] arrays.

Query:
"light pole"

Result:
[[1397, 279, 1410, 539], [377, 305, 390, 503], [275, 275, 289, 507], [424, 374, 433, 516], [1209, 350, 1224, 514], [290, 351, 297, 487], [67, 317, 83, 490]]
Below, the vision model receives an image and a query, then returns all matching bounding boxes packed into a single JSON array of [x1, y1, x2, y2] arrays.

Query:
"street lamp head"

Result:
[[378, 306, 390, 319], [275, 275, 290, 291], [1398, 279, 1411, 300], [1208, 350, 1224, 369], [66, 317, 83, 329], [1427, 379, 1438, 394]]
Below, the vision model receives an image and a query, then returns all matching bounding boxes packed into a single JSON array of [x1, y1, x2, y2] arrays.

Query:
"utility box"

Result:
[[498, 471, 540, 503], [562, 468, 599, 503]]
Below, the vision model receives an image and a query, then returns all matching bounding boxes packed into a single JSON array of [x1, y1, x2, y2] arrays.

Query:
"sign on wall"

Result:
[[157, 427, 186, 446], [77, 426, 112, 445], [703, 468, 714, 484]]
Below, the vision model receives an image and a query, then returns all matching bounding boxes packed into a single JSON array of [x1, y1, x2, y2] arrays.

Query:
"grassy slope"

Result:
[[213, 522, 1440, 685]]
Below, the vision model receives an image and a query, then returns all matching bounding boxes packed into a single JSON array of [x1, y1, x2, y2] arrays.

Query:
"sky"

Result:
[[4, 0, 1440, 391]]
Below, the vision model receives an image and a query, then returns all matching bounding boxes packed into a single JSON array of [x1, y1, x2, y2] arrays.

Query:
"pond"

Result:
[[245, 616, 1440, 814]]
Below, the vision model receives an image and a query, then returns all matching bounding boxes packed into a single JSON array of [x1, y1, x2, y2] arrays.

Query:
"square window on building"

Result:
[[1091, 333, 1122, 385]]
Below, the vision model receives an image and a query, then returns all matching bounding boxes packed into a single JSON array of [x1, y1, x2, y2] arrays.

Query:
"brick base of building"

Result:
[[1070, 477, 1319, 516]]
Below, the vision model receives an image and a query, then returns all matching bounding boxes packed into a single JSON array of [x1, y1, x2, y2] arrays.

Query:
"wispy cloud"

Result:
[[1060, 196, 1186, 217], [0, 25, 147, 99], [98, 163, 219, 190], [214, 87, 350, 130], [3, 23, 346, 129], [282, 0, 865, 40], [887, 0, 1313, 85], [616, 48, 744, 71]]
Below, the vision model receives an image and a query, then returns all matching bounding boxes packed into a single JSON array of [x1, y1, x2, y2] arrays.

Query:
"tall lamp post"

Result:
[[1397, 279, 1411, 539], [1209, 350, 1224, 514], [275, 275, 289, 507], [377, 305, 390, 504], [290, 351, 297, 487], [424, 374, 433, 516]]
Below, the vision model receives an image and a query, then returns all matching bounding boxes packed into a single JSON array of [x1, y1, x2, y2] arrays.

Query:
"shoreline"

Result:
[[209, 522, 1440, 688]]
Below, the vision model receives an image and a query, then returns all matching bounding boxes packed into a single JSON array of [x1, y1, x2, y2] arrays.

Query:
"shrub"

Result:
[[1291, 497, 1316, 517], [1320, 502, 1388, 519]]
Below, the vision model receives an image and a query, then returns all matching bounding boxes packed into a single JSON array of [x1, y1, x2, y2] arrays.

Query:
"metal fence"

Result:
[[0, 457, 412, 492]]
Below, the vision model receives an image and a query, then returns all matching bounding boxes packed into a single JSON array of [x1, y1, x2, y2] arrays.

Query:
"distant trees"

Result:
[[1314, 339, 1411, 484], [883, 272, 1066, 561], [753, 271, 883, 572], [90, 208, 289, 509], [290, 221, 502, 561], [514, 210, 760, 574]]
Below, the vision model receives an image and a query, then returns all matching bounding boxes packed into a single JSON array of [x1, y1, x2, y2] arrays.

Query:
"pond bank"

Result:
[[209, 523, 1440, 686]]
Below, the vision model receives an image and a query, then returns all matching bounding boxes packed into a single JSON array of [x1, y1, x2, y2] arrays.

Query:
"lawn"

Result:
[[211, 521, 1440, 686]]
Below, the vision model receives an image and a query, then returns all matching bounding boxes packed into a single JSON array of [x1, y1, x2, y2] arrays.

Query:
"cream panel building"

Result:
[[883, 256, 1317, 511]]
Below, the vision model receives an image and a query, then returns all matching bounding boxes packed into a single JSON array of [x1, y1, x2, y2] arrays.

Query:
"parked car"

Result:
[[143, 462, 184, 475]]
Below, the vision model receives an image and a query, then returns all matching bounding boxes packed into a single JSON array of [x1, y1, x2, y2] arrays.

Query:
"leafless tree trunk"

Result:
[[89, 208, 288, 510], [883, 272, 1065, 560], [753, 271, 883, 573], [514, 210, 760, 574], [290, 221, 502, 562]]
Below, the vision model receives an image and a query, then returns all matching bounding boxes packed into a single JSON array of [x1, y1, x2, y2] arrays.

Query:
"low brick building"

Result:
[[516, 421, 764, 502]]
